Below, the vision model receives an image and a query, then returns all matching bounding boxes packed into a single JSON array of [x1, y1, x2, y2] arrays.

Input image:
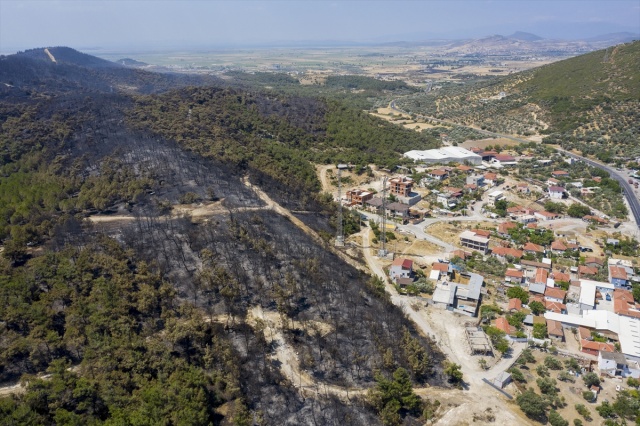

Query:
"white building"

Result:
[[403, 146, 482, 165]]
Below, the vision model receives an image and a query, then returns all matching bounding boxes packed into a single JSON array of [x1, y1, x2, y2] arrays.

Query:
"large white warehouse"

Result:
[[404, 146, 482, 165]]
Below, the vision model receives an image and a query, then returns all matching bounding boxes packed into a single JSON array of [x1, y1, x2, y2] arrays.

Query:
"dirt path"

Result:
[[247, 306, 367, 401], [317, 164, 334, 194], [44, 48, 56, 63], [242, 177, 368, 274], [361, 227, 533, 425]]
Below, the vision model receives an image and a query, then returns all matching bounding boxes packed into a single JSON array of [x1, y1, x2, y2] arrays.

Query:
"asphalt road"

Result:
[[389, 100, 640, 230], [557, 149, 640, 229]]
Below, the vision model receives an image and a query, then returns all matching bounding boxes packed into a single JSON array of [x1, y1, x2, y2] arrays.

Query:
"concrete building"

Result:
[[346, 189, 373, 206], [390, 258, 413, 281], [459, 230, 490, 254], [389, 176, 414, 197]]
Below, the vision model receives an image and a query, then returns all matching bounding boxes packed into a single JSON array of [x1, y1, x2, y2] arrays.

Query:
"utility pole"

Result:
[[379, 176, 388, 257], [335, 165, 347, 247]]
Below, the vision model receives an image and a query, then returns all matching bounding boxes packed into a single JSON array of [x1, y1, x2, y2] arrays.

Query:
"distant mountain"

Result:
[[0, 47, 220, 98], [585, 32, 640, 44], [18, 46, 122, 69], [508, 31, 544, 42]]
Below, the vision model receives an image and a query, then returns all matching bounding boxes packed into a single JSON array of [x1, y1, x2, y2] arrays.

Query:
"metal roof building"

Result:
[[404, 146, 482, 165]]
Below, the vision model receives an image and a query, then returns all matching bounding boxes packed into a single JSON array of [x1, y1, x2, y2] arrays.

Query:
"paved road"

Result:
[[557, 148, 640, 229], [389, 100, 640, 230]]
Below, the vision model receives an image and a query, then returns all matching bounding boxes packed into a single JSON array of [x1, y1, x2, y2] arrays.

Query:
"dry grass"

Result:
[[425, 221, 495, 246]]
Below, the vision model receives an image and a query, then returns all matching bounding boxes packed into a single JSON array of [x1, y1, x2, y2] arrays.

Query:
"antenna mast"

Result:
[[379, 176, 388, 257]]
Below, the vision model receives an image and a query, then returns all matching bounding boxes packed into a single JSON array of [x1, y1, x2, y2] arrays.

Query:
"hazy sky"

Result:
[[1, 0, 639, 52]]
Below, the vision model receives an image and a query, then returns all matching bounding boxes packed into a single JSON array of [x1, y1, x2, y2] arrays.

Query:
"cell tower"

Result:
[[378, 176, 388, 257], [335, 165, 347, 247]]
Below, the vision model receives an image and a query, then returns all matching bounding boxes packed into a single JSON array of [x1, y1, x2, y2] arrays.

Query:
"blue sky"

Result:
[[1, 0, 639, 52]]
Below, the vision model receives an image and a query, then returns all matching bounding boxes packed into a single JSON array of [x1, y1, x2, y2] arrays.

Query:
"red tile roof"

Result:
[[579, 265, 599, 276], [545, 300, 566, 314], [523, 242, 544, 252], [432, 262, 449, 272], [497, 221, 518, 235], [506, 269, 524, 278], [584, 257, 604, 266], [535, 268, 549, 284], [546, 319, 564, 336], [552, 170, 569, 176], [495, 317, 516, 335], [492, 247, 523, 258], [473, 229, 491, 237], [545, 287, 566, 301], [552, 271, 570, 282], [430, 169, 448, 176], [393, 258, 413, 269], [508, 298, 523, 311], [551, 240, 567, 251], [581, 340, 614, 353], [484, 172, 497, 180], [610, 265, 628, 280]]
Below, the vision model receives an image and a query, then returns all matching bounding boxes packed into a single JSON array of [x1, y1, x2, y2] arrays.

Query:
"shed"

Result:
[[492, 371, 512, 389]]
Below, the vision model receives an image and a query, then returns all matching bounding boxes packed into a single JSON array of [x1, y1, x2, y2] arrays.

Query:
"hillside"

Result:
[[0, 47, 446, 424], [397, 41, 640, 162]]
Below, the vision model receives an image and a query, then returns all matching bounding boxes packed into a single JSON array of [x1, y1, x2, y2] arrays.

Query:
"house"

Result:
[[365, 197, 384, 213], [431, 267, 483, 316], [545, 287, 567, 303], [437, 192, 457, 208], [517, 182, 530, 193], [390, 258, 413, 281], [505, 268, 525, 284], [521, 260, 552, 272], [495, 317, 517, 336], [346, 189, 373, 206], [526, 221, 538, 229], [545, 300, 567, 314], [460, 230, 490, 254], [430, 262, 450, 281], [481, 151, 498, 161], [483, 172, 498, 187], [546, 177, 561, 187], [599, 351, 629, 377], [579, 265, 599, 277], [386, 202, 410, 218], [609, 265, 630, 288], [396, 277, 415, 288], [508, 298, 523, 311], [581, 188, 597, 198], [486, 190, 505, 207], [585, 257, 604, 268], [551, 240, 568, 254], [492, 154, 517, 167], [429, 169, 449, 181], [551, 170, 570, 178], [492, 246, 523, 262], [581, 340, 615, 357], [457, 164, 474, 173], [552, 271, 571, 283], [389, 176, 414, 197], [548, 186, 566, 199], [529, 282, 547, 294], [547, 319, 565, 341], [534, 210, 561, 221], [523, 242, 545, 254], [466, 174, 485, 187], [497, 222, 518, 237], [535, 268, 549, 286]]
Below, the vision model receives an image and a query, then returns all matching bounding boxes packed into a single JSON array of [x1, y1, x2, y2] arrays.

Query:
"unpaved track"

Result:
[[361, 229, 533, 425], [248, 306, 367, 401], [44, 48, 56, 63]]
